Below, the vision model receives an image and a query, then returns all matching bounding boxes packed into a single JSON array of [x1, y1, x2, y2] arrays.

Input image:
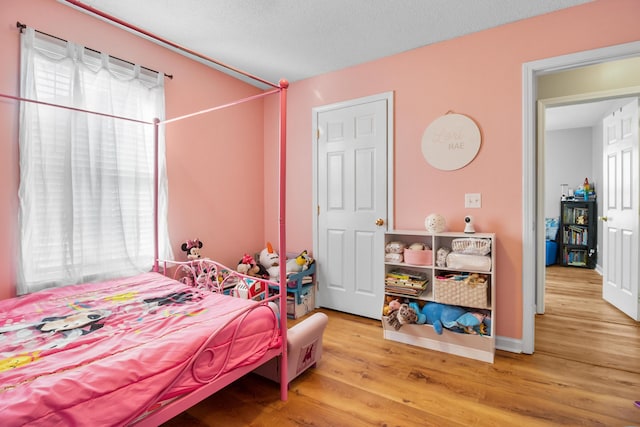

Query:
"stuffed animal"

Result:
[[237, 253, 263, 277], [422, 302, 466, 334], [181, 238, 203, 260], [382, 297, 402, 316], [421, 302, 490, 335], [386, 302, 425, 330], [286, 250, 314, 274], [456, 311, 490, 335], [259, 242, 280, 281], [408, 302, 427, 324]]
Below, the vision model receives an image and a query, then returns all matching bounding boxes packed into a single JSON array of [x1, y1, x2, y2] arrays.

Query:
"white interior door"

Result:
[[602, 98, 639, 320], [314, 95, 390, 319]]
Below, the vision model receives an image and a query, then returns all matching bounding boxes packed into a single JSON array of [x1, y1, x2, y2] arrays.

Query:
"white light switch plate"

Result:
[[465, 193, 481, 208]]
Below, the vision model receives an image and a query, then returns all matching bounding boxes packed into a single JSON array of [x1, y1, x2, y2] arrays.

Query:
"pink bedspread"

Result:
[[0, 272, 280, 426]]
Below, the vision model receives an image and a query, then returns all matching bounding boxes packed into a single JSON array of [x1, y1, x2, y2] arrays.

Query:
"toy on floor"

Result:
[[181, 238, 203, 260], [259, 242, 280, 281]]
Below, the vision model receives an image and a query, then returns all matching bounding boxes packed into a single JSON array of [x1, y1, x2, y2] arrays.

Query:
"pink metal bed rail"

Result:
[[8, 6, 291, 403], [127, 259, 283, 425]]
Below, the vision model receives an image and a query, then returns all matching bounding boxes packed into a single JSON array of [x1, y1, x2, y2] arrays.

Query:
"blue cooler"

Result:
[[545, 240, 558, 266]]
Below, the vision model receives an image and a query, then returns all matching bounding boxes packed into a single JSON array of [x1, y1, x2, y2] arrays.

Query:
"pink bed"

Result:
[[0, 267, 281, 426], [2, 3, 292, 425]]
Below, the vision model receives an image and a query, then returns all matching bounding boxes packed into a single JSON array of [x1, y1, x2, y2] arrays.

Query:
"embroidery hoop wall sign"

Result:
[[421, 112, 481, 170]]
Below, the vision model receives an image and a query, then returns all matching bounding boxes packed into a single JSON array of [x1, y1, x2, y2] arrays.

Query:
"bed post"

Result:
[[278, 79, 289, 398], [153, 118, 160, 272]]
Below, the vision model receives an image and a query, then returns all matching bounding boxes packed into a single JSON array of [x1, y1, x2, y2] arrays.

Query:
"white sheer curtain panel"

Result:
[[18, 28, 173, 294]]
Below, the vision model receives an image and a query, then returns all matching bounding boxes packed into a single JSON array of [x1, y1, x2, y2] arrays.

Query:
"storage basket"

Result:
[[433, 274, 489, 309], [403, 248, 432, 266], [451, 238, 491, 256]]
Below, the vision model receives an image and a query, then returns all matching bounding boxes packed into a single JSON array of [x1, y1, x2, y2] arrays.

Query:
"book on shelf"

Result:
[[385, 268, 428, 296], [563, 225, 588, 245], [387, 269, 427, 281], [384, 284, 427, 296]]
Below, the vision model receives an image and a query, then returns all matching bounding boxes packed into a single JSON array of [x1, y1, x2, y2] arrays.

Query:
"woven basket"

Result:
[[433, 274, 489, 309], [451, 238, 491, 256]]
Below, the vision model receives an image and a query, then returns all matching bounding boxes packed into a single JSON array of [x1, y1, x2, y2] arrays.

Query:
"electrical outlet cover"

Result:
[[465, 193, 481, 208]]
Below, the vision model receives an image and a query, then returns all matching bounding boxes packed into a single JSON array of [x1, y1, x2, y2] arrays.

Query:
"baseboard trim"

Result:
[[496, 336, 525, 354]]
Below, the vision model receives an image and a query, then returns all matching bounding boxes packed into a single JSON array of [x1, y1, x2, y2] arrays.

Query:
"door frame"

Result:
[[311, 91, 395, 308], [522, 41, 640, 354]]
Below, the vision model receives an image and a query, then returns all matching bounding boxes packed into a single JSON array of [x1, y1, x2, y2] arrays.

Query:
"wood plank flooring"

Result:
[[162, 266, 640, 426]]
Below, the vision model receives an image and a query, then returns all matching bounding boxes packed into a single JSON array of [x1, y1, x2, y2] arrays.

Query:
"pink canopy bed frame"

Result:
[[0, 2, 291, 425]]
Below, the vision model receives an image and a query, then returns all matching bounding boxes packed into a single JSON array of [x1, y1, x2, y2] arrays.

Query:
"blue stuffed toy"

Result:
[[408, 302, 426, 324], [420, 302, 491, 336], [421, 302, 466, 334]]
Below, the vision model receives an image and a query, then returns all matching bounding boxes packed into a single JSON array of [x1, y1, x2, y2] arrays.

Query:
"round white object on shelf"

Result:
[[425, 213, 446, 233], [421, 113, 481, 170]]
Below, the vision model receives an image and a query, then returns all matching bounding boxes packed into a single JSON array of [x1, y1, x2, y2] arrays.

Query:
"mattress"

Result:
[[0, 272, 280, 426]]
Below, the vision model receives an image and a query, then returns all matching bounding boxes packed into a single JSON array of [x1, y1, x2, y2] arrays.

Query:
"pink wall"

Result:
[[2, 0, 639, 342], [274, 0, 640, 340], [0, 0, 268, 299]]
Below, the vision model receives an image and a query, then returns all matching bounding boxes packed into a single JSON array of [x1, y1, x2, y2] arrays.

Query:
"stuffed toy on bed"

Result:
[[181, 238, 203, 260]]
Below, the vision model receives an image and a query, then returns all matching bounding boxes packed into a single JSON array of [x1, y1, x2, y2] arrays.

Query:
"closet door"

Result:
[[315, 95, 390, 319]]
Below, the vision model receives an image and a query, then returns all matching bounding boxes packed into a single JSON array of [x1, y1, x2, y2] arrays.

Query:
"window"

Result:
[[18, 28, 172, 294]]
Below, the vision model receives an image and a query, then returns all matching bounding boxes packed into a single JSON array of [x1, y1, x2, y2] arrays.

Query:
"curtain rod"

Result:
[[16, 21, 173, 80], [60, 0, 280, 89]]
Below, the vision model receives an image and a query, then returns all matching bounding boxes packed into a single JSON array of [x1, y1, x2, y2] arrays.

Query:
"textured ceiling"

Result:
[[66, 0, 592, 88]]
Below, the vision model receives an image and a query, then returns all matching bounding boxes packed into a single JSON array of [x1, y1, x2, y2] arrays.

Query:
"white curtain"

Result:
[[18, 28, 173, 294]]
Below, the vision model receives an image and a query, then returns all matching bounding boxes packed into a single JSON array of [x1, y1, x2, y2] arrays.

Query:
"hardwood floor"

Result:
[[163, 266, 640, 426]]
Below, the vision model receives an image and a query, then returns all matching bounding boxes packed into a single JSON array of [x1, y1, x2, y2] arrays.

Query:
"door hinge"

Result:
[[316, 128, 320, 141], [317, 205, 320, 216]]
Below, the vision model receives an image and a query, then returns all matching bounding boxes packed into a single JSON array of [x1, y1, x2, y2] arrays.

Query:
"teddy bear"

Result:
[[181, 238, 203, 260], [259, 242, 280, 281]]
